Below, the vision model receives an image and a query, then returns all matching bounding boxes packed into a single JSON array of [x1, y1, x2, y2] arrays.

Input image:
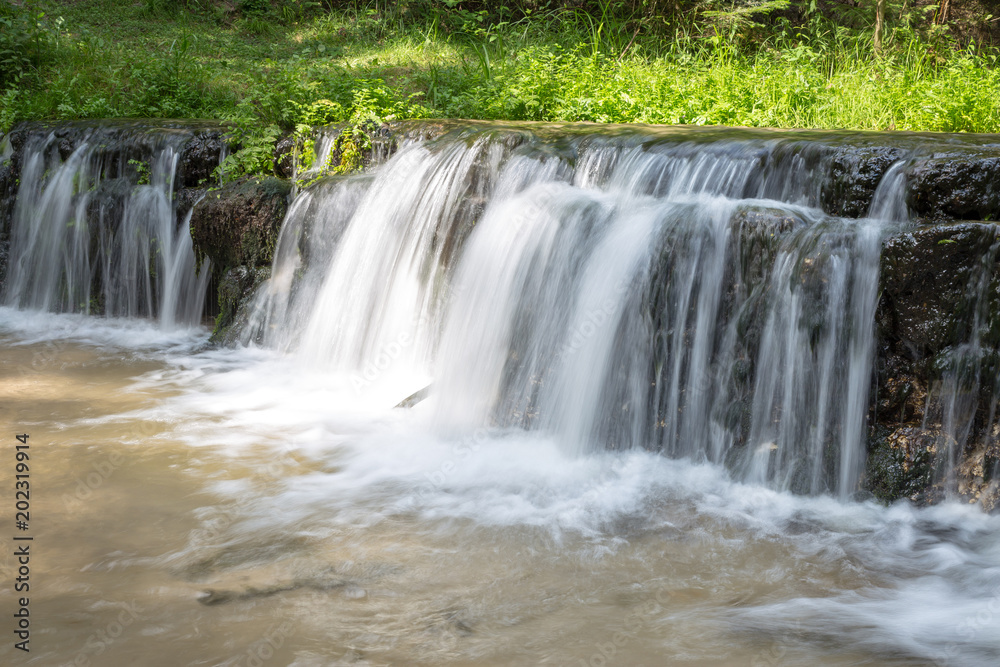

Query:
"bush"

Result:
[[0, 1, 62, 90]]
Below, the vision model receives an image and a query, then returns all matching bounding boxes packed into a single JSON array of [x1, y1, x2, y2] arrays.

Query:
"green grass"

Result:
[[3, 0, 1000, 176]]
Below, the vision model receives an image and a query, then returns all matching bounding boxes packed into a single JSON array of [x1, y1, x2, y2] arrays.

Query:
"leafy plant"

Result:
[[216, 123, 282, 182], [128, 158, 151, 185], [0, 1, 62, 90]]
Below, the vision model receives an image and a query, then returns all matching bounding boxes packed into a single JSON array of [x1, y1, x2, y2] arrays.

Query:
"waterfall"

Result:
[[2, 124, 212, 326], [244, 126, 906, 498], [5, 120, 999, 503]]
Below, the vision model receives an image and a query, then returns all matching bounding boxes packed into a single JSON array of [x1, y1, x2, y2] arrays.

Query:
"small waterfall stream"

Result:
[[247, 127, 904, 498], [2, 124, 212, 326]]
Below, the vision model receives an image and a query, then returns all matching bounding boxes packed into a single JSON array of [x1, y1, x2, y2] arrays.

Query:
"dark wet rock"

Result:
[[3, 126, 29, 159], [273, 135, 297, 179], [174, 187, 207, 223], [85, 177, 133, 225], [0, 160, 16, 239], [955, 436, 1000, 513], [719, 207, 808, 435], [878, 222, 1000, 357], [869, 221, 1000, 509], [866, 425, 1000, 511], [212, 265, 270, 345], [189, 176, 291, 272], [866, 426, 942, 505], [821, 146, 905, 218], [907, 156, 1000, 221], [0, 237, 8, 290], [732, 206, 806, 286], [178, 130, 229, 188], [0, 128, 26, 239], [57, 137, 74, 161], [873, 351, 928, 425], [51, 126, 82, 161]]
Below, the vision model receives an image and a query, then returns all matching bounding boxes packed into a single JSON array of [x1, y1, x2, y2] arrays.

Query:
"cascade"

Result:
[[3, 121, 998, 503], [2, 123, 214, 326], [244, 126, 923, 498]]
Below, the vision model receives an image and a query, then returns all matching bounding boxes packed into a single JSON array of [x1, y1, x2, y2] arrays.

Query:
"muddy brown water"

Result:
[[1, 315, 997, 667]]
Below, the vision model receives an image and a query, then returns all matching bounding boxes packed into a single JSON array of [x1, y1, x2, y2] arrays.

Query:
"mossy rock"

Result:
[[212, 265, 271, 345], [189, 176, 291, 274]]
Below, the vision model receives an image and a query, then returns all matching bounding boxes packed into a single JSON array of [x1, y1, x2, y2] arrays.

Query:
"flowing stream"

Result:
[[1, 123, 999, 666]]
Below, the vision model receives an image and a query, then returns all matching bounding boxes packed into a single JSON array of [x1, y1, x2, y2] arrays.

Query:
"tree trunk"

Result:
[[875, 0, 886, 56]]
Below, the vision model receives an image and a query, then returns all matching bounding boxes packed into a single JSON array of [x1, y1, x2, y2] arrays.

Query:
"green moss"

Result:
[[190, 176, 291, 277], [211, 265, 271, 343]]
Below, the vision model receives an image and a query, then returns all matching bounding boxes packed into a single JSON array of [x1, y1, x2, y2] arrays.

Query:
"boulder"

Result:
[[189, 176, 292, 272]]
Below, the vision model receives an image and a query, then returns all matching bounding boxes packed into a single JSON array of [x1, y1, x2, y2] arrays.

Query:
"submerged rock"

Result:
[[866, 425, 1000, 511], [866, 426, 943, 505], [85, 177, 133, 225], [198, 575, 349, 605]]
